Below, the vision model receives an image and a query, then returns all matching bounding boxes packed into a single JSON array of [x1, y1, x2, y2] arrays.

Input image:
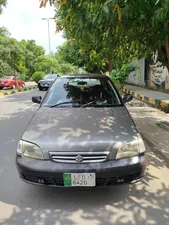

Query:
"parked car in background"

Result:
[[38, 74, 60, 91], [0, 76, 25, 90], [16, 74, 147, 188]]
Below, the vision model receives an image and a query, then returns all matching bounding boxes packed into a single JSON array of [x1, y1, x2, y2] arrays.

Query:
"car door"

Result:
[[16, 77, 21, 87], [11, 76, 16, 87]]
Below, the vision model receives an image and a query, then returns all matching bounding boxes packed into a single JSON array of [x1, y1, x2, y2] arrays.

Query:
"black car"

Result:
[[16, 74, 146, 188], [38, 74, 59, 91]]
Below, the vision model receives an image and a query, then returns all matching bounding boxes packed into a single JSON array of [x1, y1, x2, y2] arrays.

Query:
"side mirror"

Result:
[[32, 96, 42, 104], [122, 94, 133, 103]]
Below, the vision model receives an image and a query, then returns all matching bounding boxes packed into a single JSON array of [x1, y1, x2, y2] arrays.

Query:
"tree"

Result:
[[39, 0, 137, 72], [0, 27, 11, 37], [32, 71, 45, 83], [34, 55, 59, 73], [21, 40, 45, 77], [40, 0, 169, 71], [0, 60, 13, 77], [0, 0, 6, 14], [56, 42, 108, 73], [0, 36, 46, 78]]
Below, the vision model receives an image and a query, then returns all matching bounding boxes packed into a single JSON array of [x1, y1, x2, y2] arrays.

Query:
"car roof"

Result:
[[45, 74, 58, 76], [60, 74, 108, 79]]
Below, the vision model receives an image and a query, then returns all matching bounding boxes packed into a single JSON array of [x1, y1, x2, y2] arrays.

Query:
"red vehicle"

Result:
[[0, 76, 25, 90]]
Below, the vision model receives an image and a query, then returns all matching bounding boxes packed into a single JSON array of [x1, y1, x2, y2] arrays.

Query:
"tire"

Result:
[[0, 87, 3, 90], [38, 83, 43, 91]]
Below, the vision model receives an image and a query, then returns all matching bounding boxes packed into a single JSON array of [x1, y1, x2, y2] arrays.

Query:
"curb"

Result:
[[123, 88, 169, 113], [156, 121, 169, 132], [0, 86, 37, 97]]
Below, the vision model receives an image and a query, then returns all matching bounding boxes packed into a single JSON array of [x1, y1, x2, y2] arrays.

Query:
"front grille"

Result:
[[22, 172, 142, 187], [49, 151, 110, 164], [22, 174, 107, 187], [107, 173, 142, 185]]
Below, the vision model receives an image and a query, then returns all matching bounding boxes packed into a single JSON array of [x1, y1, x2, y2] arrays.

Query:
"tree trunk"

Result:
[[107, 61, 113, 72], [164, 23, 169, 70]]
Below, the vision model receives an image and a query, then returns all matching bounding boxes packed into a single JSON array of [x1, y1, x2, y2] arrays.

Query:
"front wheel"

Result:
[[38, 86, 43, 91], [38, 83, 43, 91], [0, 87, 3, 90]]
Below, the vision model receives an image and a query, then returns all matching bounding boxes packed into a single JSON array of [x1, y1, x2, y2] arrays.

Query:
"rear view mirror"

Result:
[[123, 94, 133, 103], [32, 96, 42, 104]]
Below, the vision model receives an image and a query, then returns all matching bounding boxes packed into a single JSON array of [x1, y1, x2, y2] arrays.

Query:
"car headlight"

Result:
[[116, 135, 146, 160], [17, 140, 44, 160]]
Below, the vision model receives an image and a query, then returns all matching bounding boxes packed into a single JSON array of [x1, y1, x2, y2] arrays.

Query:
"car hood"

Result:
[[0, 79, 10, 82], [40, 79, 54, 82], [22, 107, 138, 159]]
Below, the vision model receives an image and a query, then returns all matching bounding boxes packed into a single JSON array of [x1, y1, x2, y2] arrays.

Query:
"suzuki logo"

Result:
[[75, 155, 83, 163]]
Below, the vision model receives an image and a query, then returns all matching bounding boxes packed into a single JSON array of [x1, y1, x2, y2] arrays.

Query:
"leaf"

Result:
[[98, 12, 103, 24], [39, 0, 44, 8], [103, 5, 109, 14], [104, 0, 113, 6], [44, 0, 48, 7], [155, 0, 160, 5], [116, 4, 122, 22]]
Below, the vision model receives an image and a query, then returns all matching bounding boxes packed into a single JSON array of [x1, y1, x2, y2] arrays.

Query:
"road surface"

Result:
[[0, 90, 169, 225]]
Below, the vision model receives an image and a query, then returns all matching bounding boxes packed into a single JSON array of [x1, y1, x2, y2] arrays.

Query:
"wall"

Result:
[[148, 54, 169, 90], [127, 58, 145, 86]]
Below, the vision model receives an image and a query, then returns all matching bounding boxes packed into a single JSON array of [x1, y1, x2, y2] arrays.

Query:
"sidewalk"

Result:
[[0, 84, 37, 97], [123, 84, 169, 113]]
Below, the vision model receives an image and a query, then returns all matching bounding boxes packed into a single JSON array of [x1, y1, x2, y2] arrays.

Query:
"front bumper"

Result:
[[0, 84, 10, 88], [16, 153, 146, 187], [38, 83, 51, 89]]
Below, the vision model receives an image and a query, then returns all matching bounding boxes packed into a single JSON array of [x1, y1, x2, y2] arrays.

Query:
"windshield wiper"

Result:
[[50, 100, 80, 108], [80, 98, 108, 108]]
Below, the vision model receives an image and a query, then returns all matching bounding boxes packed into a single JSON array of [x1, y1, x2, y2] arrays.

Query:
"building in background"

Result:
[[127, 55, 169, 90], [127, 58, 145, 86]]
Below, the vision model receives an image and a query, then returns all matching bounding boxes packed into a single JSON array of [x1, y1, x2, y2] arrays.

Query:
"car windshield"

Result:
[[44, 74, 58, 80], [1, 76, 12, 80], [42, 76, 122, 108]]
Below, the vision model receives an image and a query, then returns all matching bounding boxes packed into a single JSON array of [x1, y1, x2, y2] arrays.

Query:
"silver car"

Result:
[[38, 74, 59, 91], [16, 74, 146, 187]]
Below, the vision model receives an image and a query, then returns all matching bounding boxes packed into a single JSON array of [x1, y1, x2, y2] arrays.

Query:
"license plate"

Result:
[[63, 173, 96, 187]]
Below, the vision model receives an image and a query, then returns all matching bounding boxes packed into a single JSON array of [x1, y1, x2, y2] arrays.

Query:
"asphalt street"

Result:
[[0, 90, 169, 225]]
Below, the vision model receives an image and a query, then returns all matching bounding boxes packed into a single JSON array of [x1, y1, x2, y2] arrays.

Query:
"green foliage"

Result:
[[0, 35, 45, 78], [42, 0, 169, 71], [58, 63, 79, 75], [0, 27, 10, 37], [0, 0, 6, 14], [56, 42, 86, 68], [32, 71, 45, 83], [34, 55, 59, 74], [0, 34, 83, 78], [110, 64, 136, 92], [0, 60, 13, 77], [56, 42, 108, 73], [19, 74, 30, 82]]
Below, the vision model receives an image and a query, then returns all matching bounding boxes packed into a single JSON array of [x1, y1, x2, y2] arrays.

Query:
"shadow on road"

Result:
[[0, 96, 169, 225], [0, 156, 169, 225]]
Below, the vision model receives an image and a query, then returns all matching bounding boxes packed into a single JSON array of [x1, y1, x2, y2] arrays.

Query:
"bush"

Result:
[[110, 63, 136, 93], [32, 71, 45, 83], [19, 74, 30, 82]]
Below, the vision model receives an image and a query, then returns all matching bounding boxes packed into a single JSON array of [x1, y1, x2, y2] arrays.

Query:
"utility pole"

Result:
[[42, 18, 53, 57]]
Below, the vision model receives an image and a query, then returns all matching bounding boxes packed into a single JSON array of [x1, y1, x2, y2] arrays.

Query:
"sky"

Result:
[[0, 0, 65, 54]]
